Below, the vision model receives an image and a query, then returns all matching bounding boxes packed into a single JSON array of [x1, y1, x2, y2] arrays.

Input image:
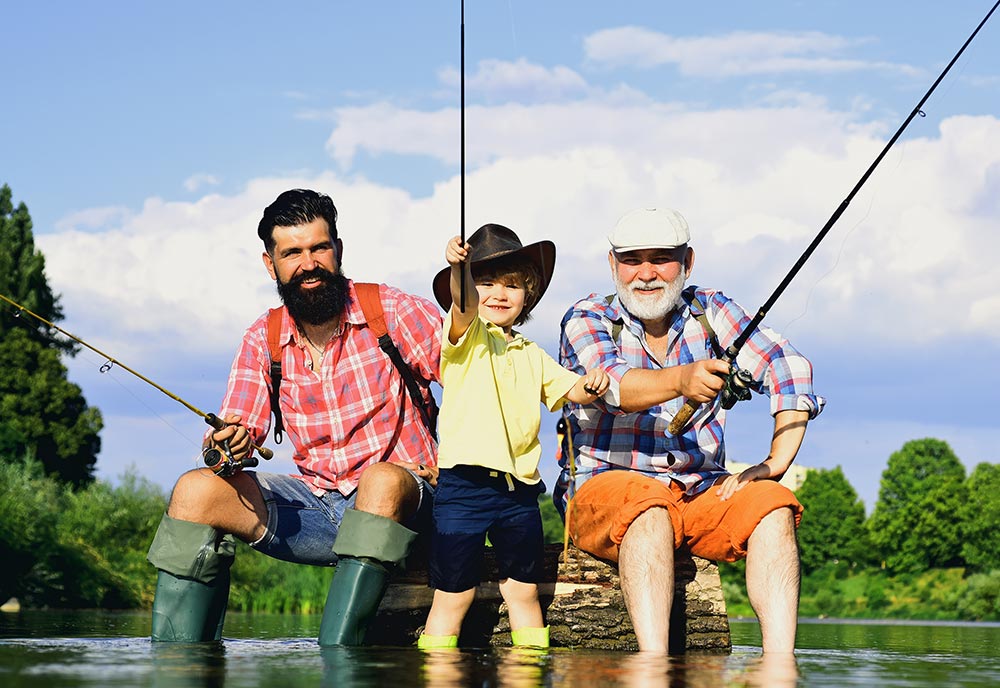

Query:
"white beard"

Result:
[[614, 270, 686, 322]]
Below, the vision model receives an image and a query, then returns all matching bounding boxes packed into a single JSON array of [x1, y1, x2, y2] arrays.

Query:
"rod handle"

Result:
[[204, 413, 273, 461], [667, 399, 699, 436]]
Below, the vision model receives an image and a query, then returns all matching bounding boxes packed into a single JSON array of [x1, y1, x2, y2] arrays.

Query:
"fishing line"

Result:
[[0, 292, 273, 468], [507, 0, 518, 54], [68, 339, 203, 450], [668, 0, 1000, 435]]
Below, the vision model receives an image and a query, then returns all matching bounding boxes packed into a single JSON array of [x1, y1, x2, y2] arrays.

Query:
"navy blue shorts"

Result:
[[429, 465, 545, 592]]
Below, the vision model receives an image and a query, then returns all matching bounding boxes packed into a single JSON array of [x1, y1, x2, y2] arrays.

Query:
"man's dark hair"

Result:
[[257, 189, 338, 253]]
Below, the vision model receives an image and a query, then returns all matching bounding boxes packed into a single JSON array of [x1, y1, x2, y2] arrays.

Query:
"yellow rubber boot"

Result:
[[417, 633, 459, 649], [511, 626, 549, 648]]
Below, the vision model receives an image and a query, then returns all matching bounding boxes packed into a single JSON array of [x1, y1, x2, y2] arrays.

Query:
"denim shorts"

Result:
[[429, 465, 545, 592], [248, 470, 433, 566]]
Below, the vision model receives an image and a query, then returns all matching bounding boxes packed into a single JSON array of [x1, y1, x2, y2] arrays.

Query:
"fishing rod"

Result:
[[0, 291, 273, 474], [460, 0, 467, 312], [668, 0, 1000, 435]]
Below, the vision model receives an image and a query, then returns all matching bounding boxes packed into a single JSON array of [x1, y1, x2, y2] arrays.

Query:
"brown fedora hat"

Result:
[[432, 223, 556, 312]]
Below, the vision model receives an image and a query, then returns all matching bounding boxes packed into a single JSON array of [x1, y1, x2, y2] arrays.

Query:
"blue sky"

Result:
[[3, 1, 999, 510]]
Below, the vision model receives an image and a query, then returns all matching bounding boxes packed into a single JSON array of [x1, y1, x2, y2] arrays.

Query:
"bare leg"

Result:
[[166, 468, 268, 542], [498, 579, 543, 631], [354, 462, 421, 522], [619, 506, 674, 652], [746, 507, 799, 653], [423, 589, 477, 637]]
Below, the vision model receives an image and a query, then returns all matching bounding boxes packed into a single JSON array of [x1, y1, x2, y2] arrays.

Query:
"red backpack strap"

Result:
[[265, 307, 286, 444], [354, 282, 387, 338], [354, 282, 437, 438]]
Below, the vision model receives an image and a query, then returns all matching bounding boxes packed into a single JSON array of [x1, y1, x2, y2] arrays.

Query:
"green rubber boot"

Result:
[[147, 513, 236, 642], [511, 626, 550, 648], [318, 509, 419, 647], [417, 633, 459, 649], [318, 557, 389, 646]]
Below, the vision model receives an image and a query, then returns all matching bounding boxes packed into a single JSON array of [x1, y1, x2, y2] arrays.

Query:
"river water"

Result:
[[1, 611, 997, 687]]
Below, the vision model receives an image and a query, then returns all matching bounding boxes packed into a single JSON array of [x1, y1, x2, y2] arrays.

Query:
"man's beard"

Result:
[[614, 270, 686, 322], [276, 268, 350, 325]]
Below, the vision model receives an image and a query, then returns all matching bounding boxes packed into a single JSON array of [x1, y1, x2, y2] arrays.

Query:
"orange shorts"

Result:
[[567, 471, 803, 563]]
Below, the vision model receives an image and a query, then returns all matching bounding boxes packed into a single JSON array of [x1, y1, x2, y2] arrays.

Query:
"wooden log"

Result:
[[365, 543, 731, 652]]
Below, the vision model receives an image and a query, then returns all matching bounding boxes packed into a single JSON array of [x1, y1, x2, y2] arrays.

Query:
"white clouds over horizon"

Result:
[[37, 94, 1000, 375], [583, 27, 922, 79]]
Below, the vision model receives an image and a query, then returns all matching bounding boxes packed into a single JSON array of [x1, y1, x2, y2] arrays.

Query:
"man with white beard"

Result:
[[557, 207, 824, 654]]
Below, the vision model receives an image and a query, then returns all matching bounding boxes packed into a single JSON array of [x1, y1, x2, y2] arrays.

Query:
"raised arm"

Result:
[[446, 235, 478, 344]]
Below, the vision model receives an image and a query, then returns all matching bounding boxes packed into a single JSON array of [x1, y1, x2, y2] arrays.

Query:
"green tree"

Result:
[[868, 438, 967, 573], [796, 466, 871, 574], [961, 462, 1000, 571], [0, 184, 73, 353], [0, 184, 102, 486]]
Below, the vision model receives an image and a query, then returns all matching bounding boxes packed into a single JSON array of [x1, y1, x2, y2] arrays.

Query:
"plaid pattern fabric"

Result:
[[215, 281, 442, 495], [556, 286, 823, 504]]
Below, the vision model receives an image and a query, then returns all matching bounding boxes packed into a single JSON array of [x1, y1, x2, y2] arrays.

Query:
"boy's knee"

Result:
[[499, 578, 539, 604]]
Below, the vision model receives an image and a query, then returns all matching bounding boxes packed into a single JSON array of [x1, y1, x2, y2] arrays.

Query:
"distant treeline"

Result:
[[1, 437, 997, 620]]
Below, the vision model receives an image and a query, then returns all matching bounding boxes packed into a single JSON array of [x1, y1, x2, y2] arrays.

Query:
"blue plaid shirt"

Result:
[[555, 286, 824, 508]]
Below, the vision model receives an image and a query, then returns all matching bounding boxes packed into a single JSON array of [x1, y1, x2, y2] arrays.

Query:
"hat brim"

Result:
[[432, 240, 556, 312]]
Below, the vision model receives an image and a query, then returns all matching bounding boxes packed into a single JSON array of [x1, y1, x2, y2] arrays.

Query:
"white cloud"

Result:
[[54, 205, 132, 232], [37, 97, 1000, 394], [438, 58, 589, 102], [583, 27, 921, 78], [183, 173, 221, 192]]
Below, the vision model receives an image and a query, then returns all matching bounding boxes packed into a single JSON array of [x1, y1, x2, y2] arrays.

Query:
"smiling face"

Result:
[[263, 217, 348, 325], [610, 246, 694, 324], [475, 272, 527, 333]]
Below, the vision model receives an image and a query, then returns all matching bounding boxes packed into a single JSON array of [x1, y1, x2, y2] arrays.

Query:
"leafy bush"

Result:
[[956, 570, 1000, 621], [0, 458, 62, 604]]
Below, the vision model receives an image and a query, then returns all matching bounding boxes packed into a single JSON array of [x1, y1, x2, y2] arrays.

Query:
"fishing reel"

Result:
[[202, 443, 259, 477], [719, 365, 754, 410], [202, 413, 265, 477]]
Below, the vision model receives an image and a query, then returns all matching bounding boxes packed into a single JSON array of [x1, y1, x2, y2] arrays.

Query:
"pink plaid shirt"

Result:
[[215, 281, 442, 495]]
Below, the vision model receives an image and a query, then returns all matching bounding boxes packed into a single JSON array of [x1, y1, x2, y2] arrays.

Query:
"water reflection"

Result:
[[1, 614, 998, 687], [150, 642, 226, 688]]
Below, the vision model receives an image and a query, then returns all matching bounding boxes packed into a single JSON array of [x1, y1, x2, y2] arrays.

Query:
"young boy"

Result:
[[418, 223, 609, 649]]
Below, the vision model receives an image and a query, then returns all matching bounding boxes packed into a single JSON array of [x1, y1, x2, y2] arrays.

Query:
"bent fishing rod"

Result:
[[668, 0, 1000, 435], [0, 292, 273, 474]]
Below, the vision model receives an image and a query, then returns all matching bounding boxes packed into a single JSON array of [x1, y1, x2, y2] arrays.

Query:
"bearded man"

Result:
[[557, 207, 824, 654], [146, 189, 441, 645]]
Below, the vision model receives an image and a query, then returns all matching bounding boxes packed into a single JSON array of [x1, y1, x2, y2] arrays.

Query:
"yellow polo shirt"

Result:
[[437, 311, 580, 483]]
